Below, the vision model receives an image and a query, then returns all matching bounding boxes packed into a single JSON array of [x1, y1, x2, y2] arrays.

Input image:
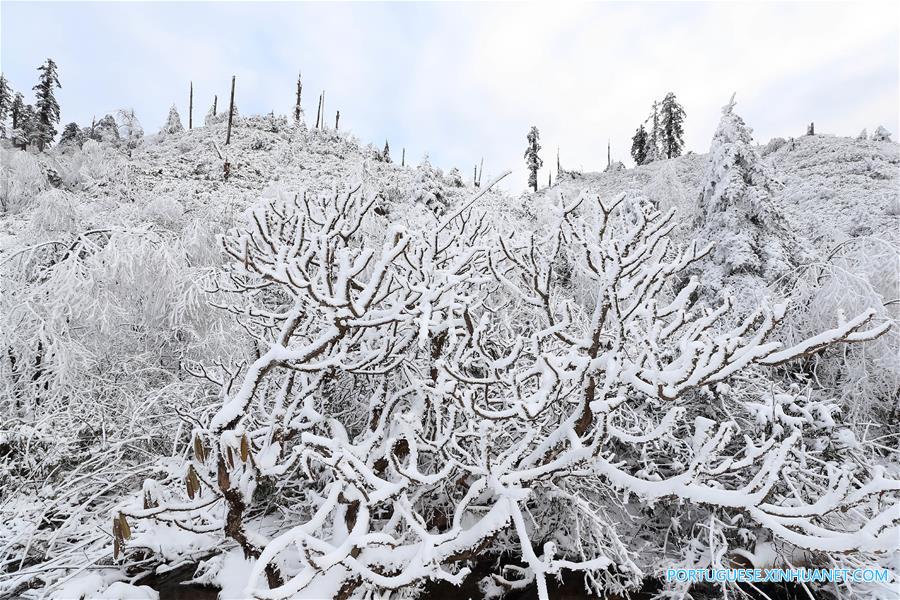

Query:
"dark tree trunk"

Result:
[[295, 73, 302, 122], [315, 93, 322, 129], [226, 76, 235, 145]]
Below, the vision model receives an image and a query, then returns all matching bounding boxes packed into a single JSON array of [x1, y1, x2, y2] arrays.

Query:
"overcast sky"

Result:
[[2, 2, 898, 191]]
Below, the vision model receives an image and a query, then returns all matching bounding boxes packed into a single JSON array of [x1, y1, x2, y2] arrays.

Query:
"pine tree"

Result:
[[646, 100, 661, 163], [161, 104, 184, 135], [630, 124, 649, 165], [383, 140, 391, 163], [11, 92, 24, 131], [0, 74, 10, 137], [33, 58, 61, 150], [14, 104, 38, 150], [524, 126, 543, 192], [294, 72, 303, 122], [696, 94, 798, 280], [659, 92, 686, 159], [59, 122, 84, 147], [91, 114, 120, 143]]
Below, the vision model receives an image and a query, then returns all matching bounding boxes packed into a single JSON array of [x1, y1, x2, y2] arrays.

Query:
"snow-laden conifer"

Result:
[[524, 125, 542, 191], [696, 94, 798, 280], [160, 104, 184, 135], [33, 59, 61, 150]]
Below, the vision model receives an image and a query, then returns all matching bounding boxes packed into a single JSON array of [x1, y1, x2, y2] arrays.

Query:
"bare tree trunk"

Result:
[[189, 82, 193, 130], [478, 158, 484, 188], [213, 95, 217, 116], [320, 91, 326, 130], [315, 93, 322, 129], [401, 147, 405, 167], [226, 76, 236, 145], [474, 165, 479, 188], [335, 110, 340, 130]]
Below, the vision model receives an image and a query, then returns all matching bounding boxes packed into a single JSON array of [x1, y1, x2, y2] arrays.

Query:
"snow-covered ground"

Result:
[[1, 107, 898, 600]]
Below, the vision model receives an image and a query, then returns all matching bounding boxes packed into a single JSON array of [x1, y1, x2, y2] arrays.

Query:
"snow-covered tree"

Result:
[[116, 108, 143, 149], [382, 139, 391, 163], [856, 128, 868, 141], [872, 125, 892, 142], [695, 94, 797, 280], [645, 100, 661, 163], [13, 104, 38, 150], [89, 114, 120, 143], [630, 124, 649, 165], [0, 74, 10, 137], [33, 58, 61, 150], [160, 104, 184, 135], [294, 72, 303, 122], [10, 91, 24, 132], [58, 122, 85, 148], [524, 125, 543, 192], [659, 91, 686, 159]]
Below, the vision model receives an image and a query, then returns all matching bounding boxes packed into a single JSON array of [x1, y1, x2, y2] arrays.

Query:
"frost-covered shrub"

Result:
[[0, 148, 47, 212], [73, 139, 128, 187], [142, 196, 185, 226], [412, 156, 449, 213], [762, 136, 786, 155], [29, 189, 80, 234], [783, 239, 900, 422], [125, 185, 896, 600]]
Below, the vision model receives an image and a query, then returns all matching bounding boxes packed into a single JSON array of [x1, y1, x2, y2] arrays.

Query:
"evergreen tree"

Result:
[[630, 124, 649, 165], [14, 104, 38, 150], [383, 140, 391, 163], [11, 92, 24, 131], [0, 74, 10, 137], [646, 101, 661, 163], [59, 122, 85, 148], [524, 126, 543, 192], [696, 94, 798, 280], [659, 92, 686, 159], [91, 114, 120, 143], [161, 104, 184, 135], [33, 58, 61, 150]]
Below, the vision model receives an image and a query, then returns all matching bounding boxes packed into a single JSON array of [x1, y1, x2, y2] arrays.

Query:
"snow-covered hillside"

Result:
[[1, 109, 898, 600], [549, 134, 899, 249]]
